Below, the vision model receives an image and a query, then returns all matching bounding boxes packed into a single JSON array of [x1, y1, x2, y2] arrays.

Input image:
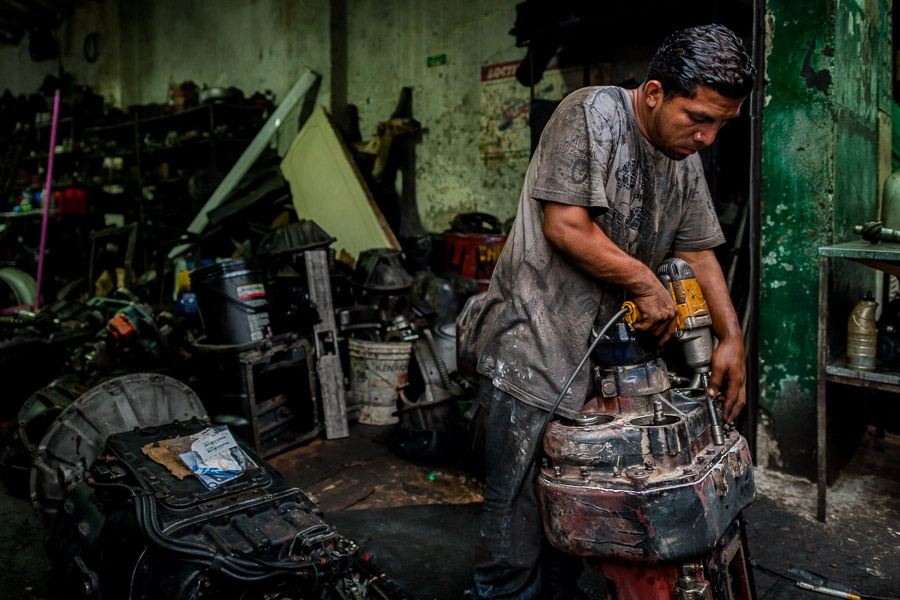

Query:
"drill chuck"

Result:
[[622, 258, 725, 445]]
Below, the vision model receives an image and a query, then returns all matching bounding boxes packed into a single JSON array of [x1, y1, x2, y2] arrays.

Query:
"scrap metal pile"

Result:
[[0, 208, 485, 599]]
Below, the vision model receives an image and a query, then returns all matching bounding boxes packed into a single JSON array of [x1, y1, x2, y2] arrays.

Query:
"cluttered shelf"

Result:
[[816, 239, 900, 521], [135, 102, 266, 126]]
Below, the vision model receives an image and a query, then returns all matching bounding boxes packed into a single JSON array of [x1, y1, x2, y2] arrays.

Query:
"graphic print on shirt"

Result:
[[608, 206, 658, 260], [615, 159, 656, 205], [570, 158, 589, 184]]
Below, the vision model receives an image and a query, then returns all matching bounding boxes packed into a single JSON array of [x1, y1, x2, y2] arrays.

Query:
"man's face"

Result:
[[647, 85, 744, 160]]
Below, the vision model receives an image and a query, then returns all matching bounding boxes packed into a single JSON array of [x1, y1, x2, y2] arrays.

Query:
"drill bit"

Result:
[[700, 373, 726, 445]]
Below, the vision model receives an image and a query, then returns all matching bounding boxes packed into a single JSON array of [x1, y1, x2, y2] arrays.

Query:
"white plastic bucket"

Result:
[[348, 338, 413, 425]]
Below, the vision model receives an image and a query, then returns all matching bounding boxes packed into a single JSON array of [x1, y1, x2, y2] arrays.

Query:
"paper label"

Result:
[[236, 283, 266, 300], [193, 428, 238, 462]]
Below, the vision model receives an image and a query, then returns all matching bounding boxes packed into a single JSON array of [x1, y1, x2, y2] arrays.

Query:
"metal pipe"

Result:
[[34, 89, 60, 311], [745, 0, 765, 462]]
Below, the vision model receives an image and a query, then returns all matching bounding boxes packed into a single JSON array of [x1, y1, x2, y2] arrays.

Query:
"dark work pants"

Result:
[[472, 377, 583, 600]]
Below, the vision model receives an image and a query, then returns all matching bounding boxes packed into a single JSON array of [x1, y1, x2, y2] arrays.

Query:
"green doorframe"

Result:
[[758, 0, 890, 479]]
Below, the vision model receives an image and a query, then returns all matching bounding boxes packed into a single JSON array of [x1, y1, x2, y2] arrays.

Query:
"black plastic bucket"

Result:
[[190, 259, 270, 345]]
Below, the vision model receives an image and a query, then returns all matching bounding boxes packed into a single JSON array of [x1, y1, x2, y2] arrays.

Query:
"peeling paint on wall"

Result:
[[760, 0, 889, 479], [0, 0, 123, 105], [346, 0, 527, 233]]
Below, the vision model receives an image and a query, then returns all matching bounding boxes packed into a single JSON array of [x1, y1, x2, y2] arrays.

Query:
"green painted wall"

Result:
[[759, 0, 890, 477]]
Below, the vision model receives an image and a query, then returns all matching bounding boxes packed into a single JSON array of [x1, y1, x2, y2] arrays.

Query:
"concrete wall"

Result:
[[0, 0, 122, 105], [0, 0, 331, 155], [0, 0, 528, 232], [758, 0, 891, 477], [115, 0, 331, 156], [345, 0, 523, 232]]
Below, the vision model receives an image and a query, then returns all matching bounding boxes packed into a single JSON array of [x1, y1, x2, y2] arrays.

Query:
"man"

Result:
[[466, 24, 755, 600]]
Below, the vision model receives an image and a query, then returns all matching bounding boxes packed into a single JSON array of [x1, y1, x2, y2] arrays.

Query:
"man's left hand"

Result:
[[705, 337, 746, 422]]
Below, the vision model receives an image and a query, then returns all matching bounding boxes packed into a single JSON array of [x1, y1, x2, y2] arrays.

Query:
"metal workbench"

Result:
[[817, 241, 900, 521]]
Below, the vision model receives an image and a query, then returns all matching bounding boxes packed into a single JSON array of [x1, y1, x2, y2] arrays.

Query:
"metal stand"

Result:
[[817, 241, 900, 520], [305, 248, 349, 438], [238, 337, 322, 456]]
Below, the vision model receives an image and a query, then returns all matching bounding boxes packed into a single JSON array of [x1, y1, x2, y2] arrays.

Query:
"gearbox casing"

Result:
[[46, 419, 352, 600]]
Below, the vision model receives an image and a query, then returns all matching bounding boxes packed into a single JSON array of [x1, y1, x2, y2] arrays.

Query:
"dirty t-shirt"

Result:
[[470, 86, 725, 418]]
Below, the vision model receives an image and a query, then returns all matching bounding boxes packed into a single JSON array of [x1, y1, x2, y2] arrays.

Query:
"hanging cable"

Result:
[[512, 307, 629, 499]]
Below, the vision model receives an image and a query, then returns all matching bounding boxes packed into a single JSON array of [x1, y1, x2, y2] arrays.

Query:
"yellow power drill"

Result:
[[621, 257, 726, 445]]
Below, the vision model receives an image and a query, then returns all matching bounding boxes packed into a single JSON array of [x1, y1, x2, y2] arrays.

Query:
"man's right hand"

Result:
[[630, 279, 678, 343]]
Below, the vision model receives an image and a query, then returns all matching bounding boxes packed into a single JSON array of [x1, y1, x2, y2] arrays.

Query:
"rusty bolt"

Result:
[[601, 379, 617, 397], [706, 448, 716, 455], [697, 456, 706, 464], [626, 467, 651, 480], [579, 466, 589, 480]]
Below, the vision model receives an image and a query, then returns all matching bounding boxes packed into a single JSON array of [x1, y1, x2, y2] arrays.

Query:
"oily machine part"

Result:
[[30, 373, 208, 523], [46, 418, 411, 600], [538, 274, 757, 599], [538, 388, 754, 562], [32, 373, 414, 600]]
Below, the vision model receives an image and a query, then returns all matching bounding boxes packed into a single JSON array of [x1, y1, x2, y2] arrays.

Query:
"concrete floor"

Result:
[[0, 424, 898, 599]]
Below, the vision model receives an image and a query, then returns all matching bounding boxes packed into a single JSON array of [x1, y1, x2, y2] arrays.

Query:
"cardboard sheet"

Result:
[[281, 107, 399, 261], [142, 438, 193, 480]]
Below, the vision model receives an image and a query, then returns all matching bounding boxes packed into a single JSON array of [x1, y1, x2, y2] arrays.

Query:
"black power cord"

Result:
[[511, 308, 629, 500]]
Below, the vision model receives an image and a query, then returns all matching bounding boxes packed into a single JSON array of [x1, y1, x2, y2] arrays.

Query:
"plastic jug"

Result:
[[847, 292, 878, 370]]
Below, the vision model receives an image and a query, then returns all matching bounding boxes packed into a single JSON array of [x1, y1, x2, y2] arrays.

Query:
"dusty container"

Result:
[[443, 232, 507, 291], [349, 338, 413, 425], [190, 259, 270, 345], [847, 293, 878, 370], [432, 322, 458, 373]]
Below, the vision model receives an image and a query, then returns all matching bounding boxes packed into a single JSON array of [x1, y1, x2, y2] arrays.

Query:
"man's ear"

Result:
[[644, 80, 664, 108]]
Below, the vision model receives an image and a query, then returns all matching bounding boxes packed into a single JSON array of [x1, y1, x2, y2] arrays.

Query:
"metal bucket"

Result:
[[348, 338, 413, 425], [190, 259, 270, 345], [432, 323, 457, 373]]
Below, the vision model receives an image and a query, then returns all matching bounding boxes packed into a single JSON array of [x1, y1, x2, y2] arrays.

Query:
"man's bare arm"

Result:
[[542, 202, 677, 341]]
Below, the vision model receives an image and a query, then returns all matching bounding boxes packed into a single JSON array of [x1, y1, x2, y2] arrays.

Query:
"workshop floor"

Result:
[[1, 424, 898, 599]]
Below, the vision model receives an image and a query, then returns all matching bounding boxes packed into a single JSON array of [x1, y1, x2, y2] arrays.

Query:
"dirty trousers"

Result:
[[472, 377, 583, 600]]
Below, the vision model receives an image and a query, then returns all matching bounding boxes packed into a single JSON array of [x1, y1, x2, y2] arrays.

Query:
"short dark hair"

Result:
[[646, 24, 755, 100]]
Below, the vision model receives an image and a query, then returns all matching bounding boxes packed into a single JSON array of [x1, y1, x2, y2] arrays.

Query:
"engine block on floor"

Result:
[[45, 418, 406, 600]]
